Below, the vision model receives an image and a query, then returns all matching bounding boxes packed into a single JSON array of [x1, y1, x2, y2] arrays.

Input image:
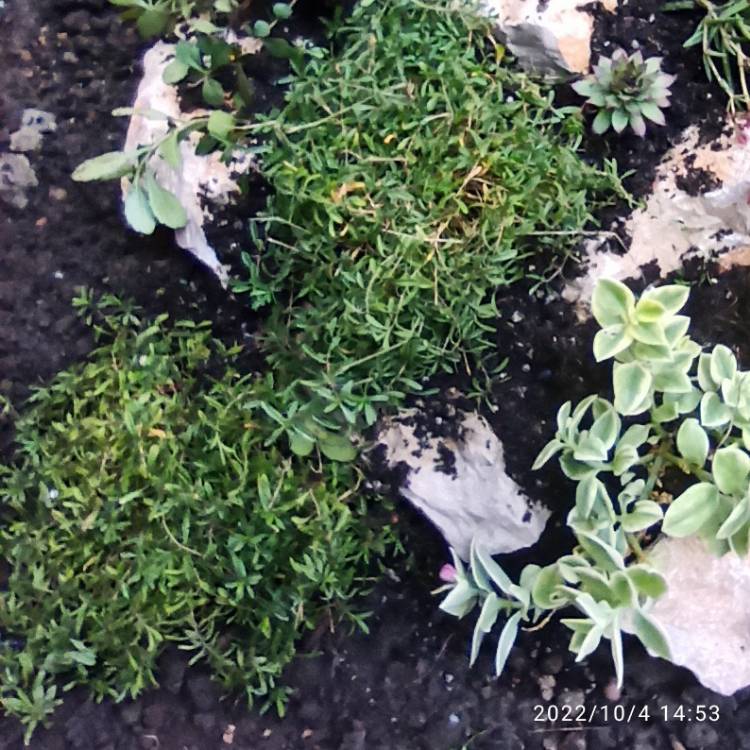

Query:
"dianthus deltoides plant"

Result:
[[438, 279, 750, 685], [0, 294, 397, 742]]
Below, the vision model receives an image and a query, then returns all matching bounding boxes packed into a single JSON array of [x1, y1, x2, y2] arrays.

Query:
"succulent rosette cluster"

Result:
[[573, 49, 676, 137]]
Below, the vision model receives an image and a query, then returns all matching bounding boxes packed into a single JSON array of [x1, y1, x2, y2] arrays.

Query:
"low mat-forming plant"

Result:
[[0, 293, 397, 742], [238, 0, 625, 425], [75, 0, 625, 453], [572, 49, 675, 136], [438, 279, 750, 686]]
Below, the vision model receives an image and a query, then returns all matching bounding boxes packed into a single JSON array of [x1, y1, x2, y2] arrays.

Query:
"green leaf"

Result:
[[288, 431, 314, 457], [575, 476, 607, 518], [439, 580, 478, 618], [642, 285, 689, 315], [318, 433, 357, 462], [137, 9, 168, 38], [273, 2, 293, 19], [573, 432, 609, 462], [202, 78, 225, 107], [613, 362, 653, 416], [575, 621, 604, 661], [72, 151, 134, 182], [625, 566, 667, 599], [700, 391, 731, 428], [717, 495, 750, 539], [207, 110, 236, 140], [472, 541, 513, 596], [591, 279, 634, 327], [577, 531, 625, 571], [712, 447, 750, 496], [263, 37, 305, 65], [592, 109, 612, 134], [653, 369, 692, 394], [158, 133, 182, 170], [676, 418, 709, 467], [711, 345, 737, 383], [610, 619, 624, 688], [618, 424, 650, 450], [470, 593, 502, 666], [698, 353, 718, 392], [146, 173, 188, 229], [611, 108, 628, 133], [620, 500, 663, 532], [632, 610, 671, 660], [532, 438, 564, 470], [590, 407, 621, 449], [495, 611, 521, 676], [630, 320, 668, 347], [190, 17, 219, 33], [531, 565, 564, 609], [634, 297, 666, 323], [640, 101, 666, 126], [163, 59, 189, 85], [124, 185, 156, 234], [253, 20, 271, 37], [593, 324, 631, 362], [662, 482, 719, 537]]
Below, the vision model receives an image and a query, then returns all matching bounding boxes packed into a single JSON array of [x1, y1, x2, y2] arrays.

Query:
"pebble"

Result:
[[538, 674, 556, 701], [603, 678, 621, 702]]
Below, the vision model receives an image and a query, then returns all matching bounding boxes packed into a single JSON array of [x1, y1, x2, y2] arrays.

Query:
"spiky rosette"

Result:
[[572, 49, 676, 137]]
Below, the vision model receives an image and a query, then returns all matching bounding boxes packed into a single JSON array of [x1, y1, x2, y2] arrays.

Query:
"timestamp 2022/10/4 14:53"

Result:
[[533, 703, 721, 724]]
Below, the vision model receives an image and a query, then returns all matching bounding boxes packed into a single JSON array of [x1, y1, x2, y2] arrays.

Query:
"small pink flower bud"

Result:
[[439, 564, 457, 583]]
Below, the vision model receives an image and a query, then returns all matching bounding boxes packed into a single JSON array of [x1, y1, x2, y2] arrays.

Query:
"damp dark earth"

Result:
[[2, 0, 750, 749]]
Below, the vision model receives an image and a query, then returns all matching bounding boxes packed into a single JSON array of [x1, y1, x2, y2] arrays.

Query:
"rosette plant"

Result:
[[437, 278, 750, 689], [572, 49, 675, 136]]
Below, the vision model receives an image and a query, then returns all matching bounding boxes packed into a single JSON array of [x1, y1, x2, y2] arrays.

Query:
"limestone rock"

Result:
[[629, 536, 750, 696], [123, 42, 254, 285], [565, 119, 750, 310], [481, 0, 616, 75], [377, 410, 550, 559]]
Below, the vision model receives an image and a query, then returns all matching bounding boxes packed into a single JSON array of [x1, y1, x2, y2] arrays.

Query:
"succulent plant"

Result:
[[572, 49, 676, 137]]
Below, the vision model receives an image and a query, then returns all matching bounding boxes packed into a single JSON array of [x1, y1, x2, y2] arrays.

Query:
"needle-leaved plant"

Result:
[[0, 293, 397, 742]]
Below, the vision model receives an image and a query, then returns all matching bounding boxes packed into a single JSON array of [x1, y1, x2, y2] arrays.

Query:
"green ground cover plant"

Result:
[[241, 0, 626, 420], [438, 279, 750, 688], [76, 0, 627, 448], [0, 294, 397, 741]]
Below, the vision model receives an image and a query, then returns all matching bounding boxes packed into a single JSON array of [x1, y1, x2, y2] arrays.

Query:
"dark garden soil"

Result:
[[2, 0, 750, 748]]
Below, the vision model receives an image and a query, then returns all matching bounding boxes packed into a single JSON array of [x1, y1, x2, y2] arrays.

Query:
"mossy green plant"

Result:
[[0, 293, 397, 742]]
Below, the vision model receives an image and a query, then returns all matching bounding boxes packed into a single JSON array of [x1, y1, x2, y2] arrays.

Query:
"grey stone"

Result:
[[0, 152, 38, 209], [623, 536, 750, 696], [377, 410, 550, 559], [10, 127, 42, 152], [20, 108, 57, 134]]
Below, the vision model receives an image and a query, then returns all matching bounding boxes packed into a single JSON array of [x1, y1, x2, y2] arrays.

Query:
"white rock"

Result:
[[0, 153, 38, 209], [123, 42, 254, 285], [377, 410, 550, 559], [480, 0, 616, 75], [629, 536, 750, 696], [565, 120, 750, 311]]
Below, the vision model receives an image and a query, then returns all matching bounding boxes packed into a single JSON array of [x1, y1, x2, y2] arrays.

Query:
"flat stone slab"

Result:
[[630, 536, 750, 696], [377, 409, 550, 560]]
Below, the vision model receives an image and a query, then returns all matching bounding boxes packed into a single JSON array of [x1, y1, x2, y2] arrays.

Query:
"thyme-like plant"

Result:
[[0, 293, 397, 742], [439, 279, 750, 687], [573, 49, 675, 136]]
